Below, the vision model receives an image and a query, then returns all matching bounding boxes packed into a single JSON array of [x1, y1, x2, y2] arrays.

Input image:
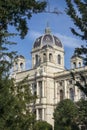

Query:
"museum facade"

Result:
[[12, 26, 87, 127]]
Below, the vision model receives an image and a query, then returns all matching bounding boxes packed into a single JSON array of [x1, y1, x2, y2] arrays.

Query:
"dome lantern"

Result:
[[45, 24, 51, 34]]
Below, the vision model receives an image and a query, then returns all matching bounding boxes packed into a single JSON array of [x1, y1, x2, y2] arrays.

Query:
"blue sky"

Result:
[[10, 0, 86, 69]]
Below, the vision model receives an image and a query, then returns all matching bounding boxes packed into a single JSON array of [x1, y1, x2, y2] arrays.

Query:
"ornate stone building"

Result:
[[12, 26, 87, 127]]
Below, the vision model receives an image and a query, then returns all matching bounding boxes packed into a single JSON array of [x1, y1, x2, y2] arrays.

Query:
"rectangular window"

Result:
[[32, 83, 36, 96], [38, 109, 42, 120], [38, 81, 42, 98]]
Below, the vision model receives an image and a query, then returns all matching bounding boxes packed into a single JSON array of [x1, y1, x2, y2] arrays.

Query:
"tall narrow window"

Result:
[[60, 90, 63, 101], [38, 81, 42, 98], [20, 63, 24, 70], [38, 109, 42, 120], [79, 62, 81, 67], [58, 54, 61, 64], [49, 53, 52, 62], [35, 54, 39, 65], [73, 62, 76, 68], [69, 88, 74, 101], [43, 53, 46, 62], [32, 83, 36, 96], [16, 63, 18, 70]]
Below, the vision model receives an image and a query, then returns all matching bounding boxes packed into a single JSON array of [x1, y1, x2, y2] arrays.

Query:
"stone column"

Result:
[[74, 85, 78, 101], [47, 52, 49, 62], [42, 108, 45, 120], [42, 81, 45, 97], [57, 82, 60, 103], [67, 87, 69, 99], [64, 80, 67, 99], [55, 81, 58, 104], [37, 81, 39, 97], [36, 109, 39, 120]]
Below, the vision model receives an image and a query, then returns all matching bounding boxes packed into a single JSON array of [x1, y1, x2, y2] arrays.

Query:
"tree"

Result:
[[0, 0, 46, 129], [66, 0, 87, 41], [65, 0, 87, 96], [0, 0, 47, 71], [70, 71, 87, 96], [54, 99, 79, 130], [34, 121, 52, 130], [0, 69, 35, 130], [0, 0, 46, 38], [0, 0, 46, 63], [77, 99, 87, 129], [0, 0, 47, 79], [65, 0, 87, 65]]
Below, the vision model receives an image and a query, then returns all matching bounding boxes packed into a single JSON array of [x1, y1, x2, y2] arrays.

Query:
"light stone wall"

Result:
[[13, 62, 87, 129], [12, 31, 87, 130]]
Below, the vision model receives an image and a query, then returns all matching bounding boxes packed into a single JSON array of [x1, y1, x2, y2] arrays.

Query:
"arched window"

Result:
[[49, 53, 52, 62], [69, 88, 74, 101], [15, 63, 18, 70], [43, 53, 46, 62], [58, 54, 61, 64], [60, 90, 63, 101], [79, 62, 81, 67], [35, 54, 39, 65], [73, 62, 76, 68], [20, 63, 24, 70]]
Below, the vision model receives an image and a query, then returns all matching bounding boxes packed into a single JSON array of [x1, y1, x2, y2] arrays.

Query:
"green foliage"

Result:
[[0, 71, 35, 130], [0, 0, 46, 39], [75, 45, 87, 65], [0, 0, 46, 72], [66, 0, 87, 96], [66, 0, 87, 41], [77, 99, 87, 127], [54, 99, 79, 130], [70, 71, 87, 96], [0, 0, 46, 129], [34, 121, 52, 130]]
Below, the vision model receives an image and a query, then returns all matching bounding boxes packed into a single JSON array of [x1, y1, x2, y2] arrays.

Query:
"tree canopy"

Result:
[[0, 0, 46, 39], [66, 0, 87, 41], [54, 99, 87, 130], [34, 121, 52, 130], [66, 0, 87, 96], [66, 0, 87, 65], [77, 99, 87, 129], [54, 99, 79, 130], [0, 0, 46, 129]]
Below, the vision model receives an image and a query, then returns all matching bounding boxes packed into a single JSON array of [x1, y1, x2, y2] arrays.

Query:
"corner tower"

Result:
[[13, 55, 25, 72], [71, 54, 83, 69], [31, 26, 65, 73]]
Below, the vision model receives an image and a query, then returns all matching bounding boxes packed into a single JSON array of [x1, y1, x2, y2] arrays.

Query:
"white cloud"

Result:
[[29, 30, 42, 40], [55, 33, 84, 48]]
